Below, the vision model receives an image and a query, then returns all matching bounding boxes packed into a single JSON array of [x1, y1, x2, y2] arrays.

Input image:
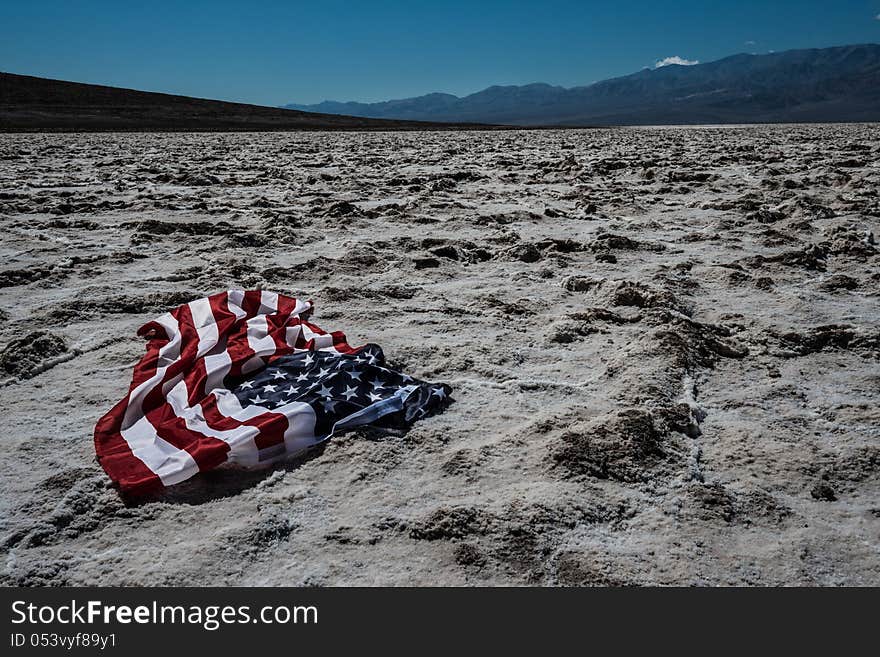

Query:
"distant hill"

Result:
[[0, 72, 484, 132], [285, 44, 880, 126]]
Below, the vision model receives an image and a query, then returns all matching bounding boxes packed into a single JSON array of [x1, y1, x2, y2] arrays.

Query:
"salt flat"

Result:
[[0, 126, 878, 585]]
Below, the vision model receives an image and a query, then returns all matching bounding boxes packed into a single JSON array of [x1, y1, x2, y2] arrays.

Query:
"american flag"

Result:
[[94, 290, 451, 495]]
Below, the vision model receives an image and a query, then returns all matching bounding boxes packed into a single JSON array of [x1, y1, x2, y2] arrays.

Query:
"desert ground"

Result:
[[0, 125, 878, 586]]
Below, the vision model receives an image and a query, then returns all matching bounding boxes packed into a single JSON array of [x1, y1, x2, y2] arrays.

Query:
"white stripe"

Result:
[[215, 389, 318, 463], [165, 381, 263, 465], [226, 290, 247, 319], [189, 296, 215, 329], [245, 315, 276, 356], [119, 415, 200, 486], [291, 298, 312, 317], [300, 323, 338, 351], [260, 290, 279, 314], [285, 324, 303, 347], [281, 401, 322, 456], [203, 349, 232, 395], [189, 297, 219, 358]]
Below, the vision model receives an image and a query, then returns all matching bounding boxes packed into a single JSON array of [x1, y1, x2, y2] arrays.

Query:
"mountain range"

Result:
[[284, 44, 880, 125]]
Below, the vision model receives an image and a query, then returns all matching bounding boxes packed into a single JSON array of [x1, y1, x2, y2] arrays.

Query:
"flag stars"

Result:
[[231, 344, 444, 427]]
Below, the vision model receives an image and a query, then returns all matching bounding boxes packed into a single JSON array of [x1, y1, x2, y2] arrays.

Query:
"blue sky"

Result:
[[2, 1, 879, 105]]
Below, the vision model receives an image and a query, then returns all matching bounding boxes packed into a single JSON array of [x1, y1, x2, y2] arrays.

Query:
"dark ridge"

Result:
[[0, 72, 495, 132]]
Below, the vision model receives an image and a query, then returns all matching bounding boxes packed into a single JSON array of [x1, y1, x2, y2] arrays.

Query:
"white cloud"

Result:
[[745, 40, 757, 46], [654, 56, 699, 68], [875, 13, 880, 20]]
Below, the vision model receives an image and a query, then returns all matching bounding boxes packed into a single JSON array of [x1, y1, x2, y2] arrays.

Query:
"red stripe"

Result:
[[301, 320, 356, 353], [94, 399, 162, 495], [275, 293, 300, 316], [224, 315, 261, 380], [331, 330, 356, 354], [196, 395, 288, 455], [242, 289, 263, 317]]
